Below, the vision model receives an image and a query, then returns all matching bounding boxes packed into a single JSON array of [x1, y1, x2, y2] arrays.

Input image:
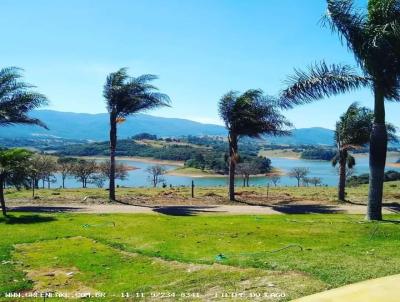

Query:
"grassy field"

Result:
[[1, 212, 400, 301], [5, 181, 400, 206]]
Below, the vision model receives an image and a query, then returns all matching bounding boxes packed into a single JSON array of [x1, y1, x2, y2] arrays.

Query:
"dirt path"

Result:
[[293, 274, 400, 302], [8, 203, 399, 216]]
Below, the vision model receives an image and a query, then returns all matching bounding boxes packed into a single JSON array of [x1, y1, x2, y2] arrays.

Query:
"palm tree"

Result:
[[104, 68, 170, 201], [279, 0, 400, 220], [332, 102, 397, 201], [218, 89, 291, 201], [0, 67, 48, 128]]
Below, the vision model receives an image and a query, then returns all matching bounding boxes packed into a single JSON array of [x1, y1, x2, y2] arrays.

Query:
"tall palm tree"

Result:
[[0, 67, 48, 128], [333, 102, 397, 201], [104, 68, 170, 201], [279, 0, 400, 220], [218, 89, 291, 201]]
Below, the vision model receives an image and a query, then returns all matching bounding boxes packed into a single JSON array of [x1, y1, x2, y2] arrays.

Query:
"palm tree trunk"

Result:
[[338, 150, 347, 202], [228, 133, 237, 201], [109, 112, 117, 201], [32, 178, 35, 198], [0, 176, 7, 216], [367, 87, 387, 221]]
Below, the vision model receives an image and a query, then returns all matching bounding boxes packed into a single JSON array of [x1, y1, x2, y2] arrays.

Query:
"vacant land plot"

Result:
[[5, 181, 400, 207], [1, 213, 400, 301]]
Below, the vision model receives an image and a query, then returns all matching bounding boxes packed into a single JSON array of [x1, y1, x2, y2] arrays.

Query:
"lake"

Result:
[[48, 156, 400, 189]]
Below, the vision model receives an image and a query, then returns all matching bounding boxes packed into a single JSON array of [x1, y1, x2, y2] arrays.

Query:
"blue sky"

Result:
[[1, 0, 399, 129]]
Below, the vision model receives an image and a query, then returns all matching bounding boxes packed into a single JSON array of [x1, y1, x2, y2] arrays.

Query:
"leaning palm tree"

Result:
[[218, 89, 291, 201], [104, 68, 170, 201], [279, 0, 400, 220], [333, 102, 397, 201], [0, 67, 48, 128]]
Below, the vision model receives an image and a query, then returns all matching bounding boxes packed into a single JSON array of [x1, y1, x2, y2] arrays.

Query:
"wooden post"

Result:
[[191, 180, 194, 198]]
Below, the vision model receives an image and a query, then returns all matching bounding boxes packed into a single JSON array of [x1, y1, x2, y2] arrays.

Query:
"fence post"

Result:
[[191, 180, 195, 198]]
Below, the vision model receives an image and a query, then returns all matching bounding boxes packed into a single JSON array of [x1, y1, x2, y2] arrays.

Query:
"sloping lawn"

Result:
[[1, 213, 400, 301]]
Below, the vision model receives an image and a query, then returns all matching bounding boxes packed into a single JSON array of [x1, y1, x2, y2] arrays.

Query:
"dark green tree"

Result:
[[279, 0, 400, 220], [0, 67, 48, 128], [0, 149, 32, 216], [104, 68, 170, 200], [218, 89, 291, 201]]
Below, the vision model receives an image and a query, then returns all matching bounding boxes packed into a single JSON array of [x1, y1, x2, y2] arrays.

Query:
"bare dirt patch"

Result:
[[21, 267, 97, 299]]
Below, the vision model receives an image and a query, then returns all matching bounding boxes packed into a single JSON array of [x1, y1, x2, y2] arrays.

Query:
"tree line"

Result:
[[55, 135, 273, 176], [0, 151, 130, 215]]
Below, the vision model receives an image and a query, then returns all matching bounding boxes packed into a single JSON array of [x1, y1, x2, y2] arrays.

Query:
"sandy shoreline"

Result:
[[166, 171, 225, 178], [167, 169, 286, 178], [78, 156, 286, 178], [77, 156, 184, 167], [387, 162, 400, 168]]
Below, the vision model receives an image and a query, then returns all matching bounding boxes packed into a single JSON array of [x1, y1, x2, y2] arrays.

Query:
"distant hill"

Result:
[[0, 110, 226, 140], [265, 127, 335, 146], [0, 110, 339, 145]]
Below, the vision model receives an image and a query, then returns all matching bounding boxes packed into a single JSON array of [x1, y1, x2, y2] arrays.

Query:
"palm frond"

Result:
[[0, 116, 48, 129], [104, 68, 170, 117], [335, 102, 373, 148], [218, 91, 239, 130], [219, 89, 292, 138], [387, 122, 399, 142], [347, 154, 356, 168], [323, 0, 367, 65], [279, 62, 370, 109], [0, 67, 49, 129], [331, 152, 340, 167]]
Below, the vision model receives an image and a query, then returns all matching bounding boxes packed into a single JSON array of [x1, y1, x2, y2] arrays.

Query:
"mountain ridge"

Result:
[[0, 109, 336, 145]]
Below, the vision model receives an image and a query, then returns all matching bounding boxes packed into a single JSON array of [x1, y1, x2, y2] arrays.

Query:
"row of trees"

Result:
[[29, 156, 129, 190], [0, 151, 130, 215]]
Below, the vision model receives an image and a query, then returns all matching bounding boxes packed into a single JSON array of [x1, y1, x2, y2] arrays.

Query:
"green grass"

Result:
[[1, 213, 400, 301]]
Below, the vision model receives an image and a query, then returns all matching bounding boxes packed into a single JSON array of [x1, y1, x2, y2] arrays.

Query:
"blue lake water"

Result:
[[49, 156, 400, 189]]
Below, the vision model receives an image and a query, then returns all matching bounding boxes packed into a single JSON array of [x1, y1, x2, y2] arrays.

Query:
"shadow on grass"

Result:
[[9, 206, 83, 213], [152, 206, 225, 216], [383, 203, 400, 214], [0, 214, 56, 224], [271, 204, 345, 214]]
